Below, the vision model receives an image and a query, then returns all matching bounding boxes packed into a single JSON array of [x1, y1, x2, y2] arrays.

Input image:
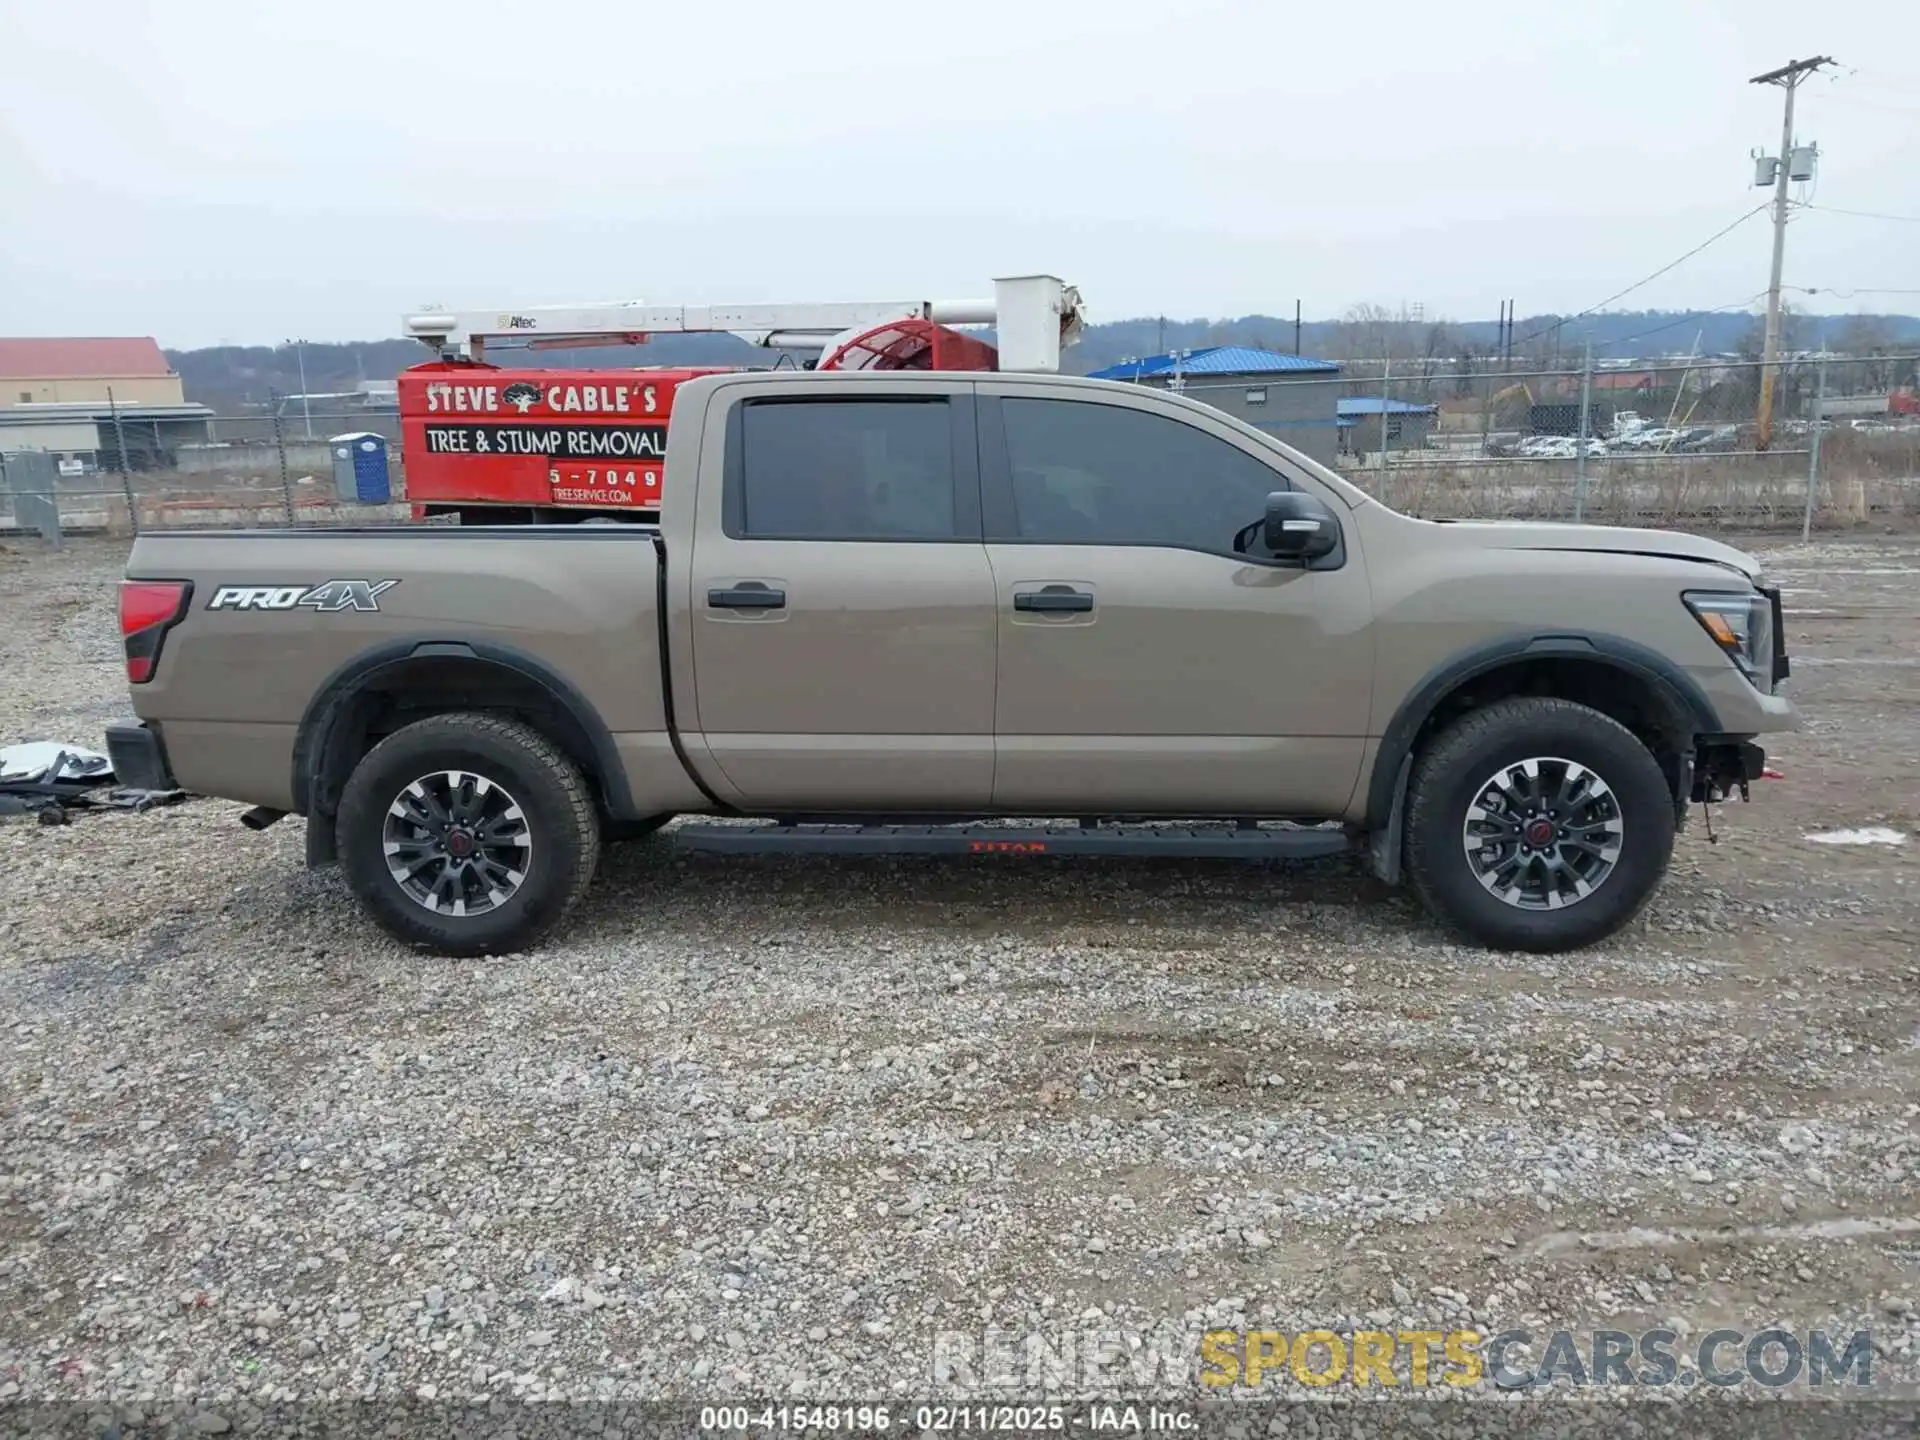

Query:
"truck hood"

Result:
[[1433, 520, 1760, 580]]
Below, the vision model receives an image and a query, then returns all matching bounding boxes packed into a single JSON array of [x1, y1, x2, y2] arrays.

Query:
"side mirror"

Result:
[[1262, 491, 1340, 561]]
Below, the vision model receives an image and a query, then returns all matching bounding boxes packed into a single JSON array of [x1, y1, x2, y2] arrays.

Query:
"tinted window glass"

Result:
[[1000, 398, 1287, 550], [739, 399, 955, 539]]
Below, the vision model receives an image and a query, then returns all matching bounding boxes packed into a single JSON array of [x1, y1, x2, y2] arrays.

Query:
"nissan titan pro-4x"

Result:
[[113, 363, 1793, 957]]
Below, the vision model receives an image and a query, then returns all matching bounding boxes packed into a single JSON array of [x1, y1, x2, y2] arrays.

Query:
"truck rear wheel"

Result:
[[337, 712, 600, 955], [1403, 697, 1673, 953]]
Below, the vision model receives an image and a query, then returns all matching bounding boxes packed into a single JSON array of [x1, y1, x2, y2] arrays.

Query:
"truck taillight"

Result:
[[119, 580, 192, 683]]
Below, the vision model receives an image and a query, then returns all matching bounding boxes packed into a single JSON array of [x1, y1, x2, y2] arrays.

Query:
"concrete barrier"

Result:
[[175, 441, 335, 477]]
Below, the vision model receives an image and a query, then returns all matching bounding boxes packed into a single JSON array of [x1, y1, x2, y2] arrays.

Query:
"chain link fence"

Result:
[[1, 409, 408, 539], [1174, 352, 1920, 534], [7, 355, 1920, 541]]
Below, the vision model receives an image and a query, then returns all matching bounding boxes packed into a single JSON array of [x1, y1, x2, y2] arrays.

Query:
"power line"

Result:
[[1801, 203, 1920, 224], [1786, 285, 1920, 299], [1805, 92, 1920, 117], [1507, 205, 1771, 349], [1822, 62, 1920, 94], [1591, 293, 1770, 352]]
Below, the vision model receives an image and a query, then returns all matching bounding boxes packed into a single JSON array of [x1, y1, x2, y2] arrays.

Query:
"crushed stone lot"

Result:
[[1, 532, 1917, 1413]]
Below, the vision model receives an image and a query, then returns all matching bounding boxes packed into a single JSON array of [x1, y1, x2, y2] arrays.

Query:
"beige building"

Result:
[[0, 338, 213, 470], [0, 336, 185, 407]]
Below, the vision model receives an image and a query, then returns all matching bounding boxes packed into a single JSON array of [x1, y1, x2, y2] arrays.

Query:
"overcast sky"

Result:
[[1, 0, 1913, 349]]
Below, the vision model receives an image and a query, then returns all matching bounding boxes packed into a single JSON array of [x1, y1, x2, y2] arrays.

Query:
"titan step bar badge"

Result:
[[206, 580, 399, 613]]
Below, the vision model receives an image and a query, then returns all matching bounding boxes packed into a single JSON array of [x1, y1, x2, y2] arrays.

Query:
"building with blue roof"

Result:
[[1336, 396, 1439, 453], [1084, 346, 1344, 463]]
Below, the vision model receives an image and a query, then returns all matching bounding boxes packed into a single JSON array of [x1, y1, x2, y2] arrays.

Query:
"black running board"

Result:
[[674, 822, 1353, 859]]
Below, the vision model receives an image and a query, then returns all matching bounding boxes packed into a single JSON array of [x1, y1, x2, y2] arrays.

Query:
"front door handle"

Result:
[[708, 583, 786, 610], [1014, 586, 1094, 613]]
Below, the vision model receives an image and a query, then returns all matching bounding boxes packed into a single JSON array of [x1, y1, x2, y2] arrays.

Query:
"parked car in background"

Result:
[[1621, 427, 1679, 451], [1519, 435, 1609, 460], [1677, 425, 1745, 454]]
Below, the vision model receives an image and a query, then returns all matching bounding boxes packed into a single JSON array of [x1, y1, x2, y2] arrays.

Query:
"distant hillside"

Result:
[[165, 334, 778, 413], [1069, 310, 1920, 372], [167, 309, 1920, 411]]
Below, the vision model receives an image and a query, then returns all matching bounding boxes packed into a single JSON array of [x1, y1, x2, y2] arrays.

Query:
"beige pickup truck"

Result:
[[109, 371, 1796, 955]]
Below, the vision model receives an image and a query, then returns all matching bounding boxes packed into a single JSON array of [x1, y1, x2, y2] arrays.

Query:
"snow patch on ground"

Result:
[[1805, 827, 1909, 846]]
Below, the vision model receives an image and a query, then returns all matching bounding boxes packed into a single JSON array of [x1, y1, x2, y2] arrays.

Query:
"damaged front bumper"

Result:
[[1692, 736, 1768, 804]]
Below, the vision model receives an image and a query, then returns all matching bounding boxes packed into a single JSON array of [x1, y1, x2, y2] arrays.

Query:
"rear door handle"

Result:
[[1014, 586, 1094, 613], [708, 583, 786, 610]]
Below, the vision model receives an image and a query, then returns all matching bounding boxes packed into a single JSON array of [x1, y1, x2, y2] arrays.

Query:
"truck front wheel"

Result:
[[1403, 697, 1674, 953], [337, 712, 601, 955]]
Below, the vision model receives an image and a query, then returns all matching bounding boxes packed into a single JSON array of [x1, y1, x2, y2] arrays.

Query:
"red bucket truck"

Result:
[[396, 276, 1084, 523]]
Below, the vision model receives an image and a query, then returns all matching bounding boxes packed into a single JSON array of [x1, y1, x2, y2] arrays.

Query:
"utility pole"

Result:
[[1751, 56, 1831, 450], [1377, 355, 1392, 469], [286, 337, 314, 439], [1293, 299, 1301, 356], [108, 386, 138, 534], [1803, 351, 1828, 542], [1573, 338, 1595, 523]]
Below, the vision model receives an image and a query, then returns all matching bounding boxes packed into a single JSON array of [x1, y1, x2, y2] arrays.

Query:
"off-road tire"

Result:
[[1404, 697, 1674, 953], [338, 712, 600, 955]]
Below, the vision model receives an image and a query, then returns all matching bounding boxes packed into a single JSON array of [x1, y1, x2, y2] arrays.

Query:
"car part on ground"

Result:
[[0, 739, 186, 823]]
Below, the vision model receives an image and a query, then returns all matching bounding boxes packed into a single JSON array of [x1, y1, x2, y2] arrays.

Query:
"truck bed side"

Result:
[[125, 527, 706, 820]]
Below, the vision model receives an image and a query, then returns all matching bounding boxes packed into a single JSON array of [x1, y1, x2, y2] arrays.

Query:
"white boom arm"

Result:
[[403, 275, 1083, 372]]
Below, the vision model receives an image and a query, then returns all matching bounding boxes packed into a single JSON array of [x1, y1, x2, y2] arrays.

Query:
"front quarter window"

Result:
[[999, 397, 1289, 553]]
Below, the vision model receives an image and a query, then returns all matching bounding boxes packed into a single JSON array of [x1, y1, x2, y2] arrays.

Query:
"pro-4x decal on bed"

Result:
[[206, 580, 399, 613]]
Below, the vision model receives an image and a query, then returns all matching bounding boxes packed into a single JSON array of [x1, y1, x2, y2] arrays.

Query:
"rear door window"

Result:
[[735, 398, 958, 540]]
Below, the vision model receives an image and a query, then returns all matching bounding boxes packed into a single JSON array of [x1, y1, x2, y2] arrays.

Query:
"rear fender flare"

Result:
[[290, 639, 636, 822]]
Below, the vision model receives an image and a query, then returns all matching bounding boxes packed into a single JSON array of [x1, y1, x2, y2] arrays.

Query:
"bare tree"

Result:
[[1416, 320, 1454, 396], [1833, 315, 1898, 393], [1452, 342, 1482, 401], [1333, 303, 1394, 367]]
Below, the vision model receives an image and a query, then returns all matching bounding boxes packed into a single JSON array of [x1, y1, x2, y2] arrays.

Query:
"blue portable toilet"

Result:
[[329, 431, 391, 504]]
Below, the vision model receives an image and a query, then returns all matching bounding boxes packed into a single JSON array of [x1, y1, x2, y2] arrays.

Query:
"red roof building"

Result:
[[0, 337, 183, 407]]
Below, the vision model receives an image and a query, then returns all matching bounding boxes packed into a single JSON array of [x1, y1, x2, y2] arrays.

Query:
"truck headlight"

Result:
[[1684, 590, 1773, 686]]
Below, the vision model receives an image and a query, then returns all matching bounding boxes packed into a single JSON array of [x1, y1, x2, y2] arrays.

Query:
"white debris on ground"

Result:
[[1805, 827, 1910, 846], [0, 740, 112, 783]]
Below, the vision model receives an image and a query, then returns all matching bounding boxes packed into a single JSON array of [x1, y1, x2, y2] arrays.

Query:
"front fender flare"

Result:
[[1363, 631, 1723, 845]]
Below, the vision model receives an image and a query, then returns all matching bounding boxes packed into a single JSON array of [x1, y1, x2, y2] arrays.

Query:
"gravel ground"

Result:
[[1, 533, 1917, 1415]]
